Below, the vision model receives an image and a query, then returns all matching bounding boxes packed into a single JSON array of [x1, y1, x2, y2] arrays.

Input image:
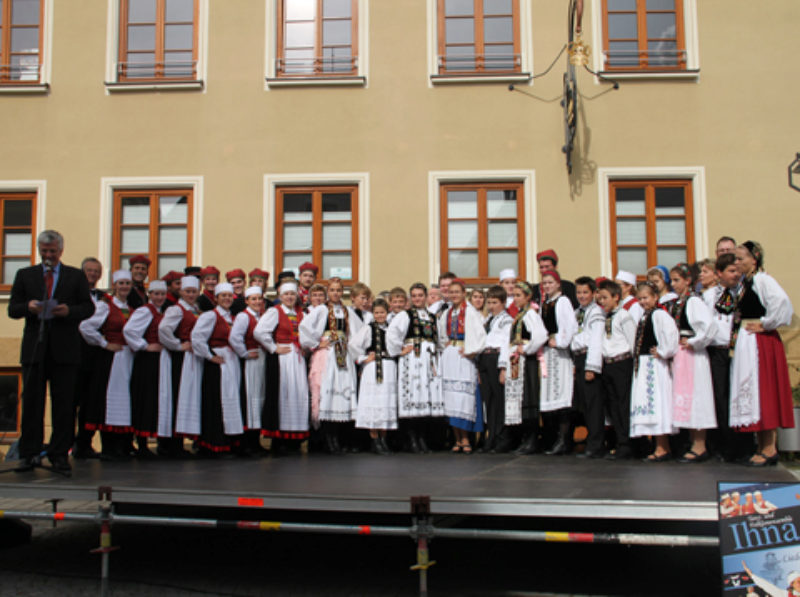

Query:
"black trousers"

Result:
[[708, 346, 752, 459], [574, 353, 605, 453], [601, 358, 633, 451], [477, 352, 505, 446], [20, 351, 78, 459]]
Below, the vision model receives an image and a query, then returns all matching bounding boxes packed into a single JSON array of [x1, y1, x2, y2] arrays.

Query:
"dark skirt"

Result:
[[520, 354, 541, 423], [199, 362, 231, 452], [131, 351, 160, 437], [84, 348, 113, 431]]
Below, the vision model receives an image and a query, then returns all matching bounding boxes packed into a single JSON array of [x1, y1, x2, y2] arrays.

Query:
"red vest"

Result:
[[622, 296, 639, 311], [144, 303, 163, 344], [244, 310, 259, 351], [208, 311, 231, 348], [101, 299, 130, 345], [506, 303, 519, 318], [176, 303, 198, 342], [274, 306, 303, 347]]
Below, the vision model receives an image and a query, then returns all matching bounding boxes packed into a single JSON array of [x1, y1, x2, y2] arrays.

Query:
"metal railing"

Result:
[[116, 60, 197, 81], [276, 55, 358, 76], [438, 53, 521, 74]]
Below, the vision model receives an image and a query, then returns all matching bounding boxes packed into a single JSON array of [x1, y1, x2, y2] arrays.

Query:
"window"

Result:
[[0, 193, 36, 289], [118, 0, 198, 81], [437, 0, 520, 75], [276, 0, 358, 77], [276, 185, 358, 282], [0, 0, 44, 84], [440, 182, 525, 283], [0, 369, 22, 440], [112, 189, 193, 279], [609, 179, 694, 277], [602, 0, 686, 71]]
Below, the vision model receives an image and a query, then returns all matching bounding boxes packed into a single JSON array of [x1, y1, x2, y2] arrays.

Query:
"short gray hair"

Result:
[[37, 230, 64, 249]]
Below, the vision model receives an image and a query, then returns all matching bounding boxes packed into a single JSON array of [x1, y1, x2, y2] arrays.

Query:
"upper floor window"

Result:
[[0, 193, 36, 289], [276, 0, 358, 77], [609, 179, 694, 277], [602, 0, 686, 71], [118, 0, 198, 81], [437, 0, 521, 75], [0, 0, 43, 84], [113, 189, 193, 278]]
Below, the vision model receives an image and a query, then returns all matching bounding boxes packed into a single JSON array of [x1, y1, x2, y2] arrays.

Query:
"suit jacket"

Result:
[[8, 263, 94, 365]]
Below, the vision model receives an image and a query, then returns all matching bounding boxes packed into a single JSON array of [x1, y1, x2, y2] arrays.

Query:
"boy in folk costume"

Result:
[[162, 270, 182, 310], [123, 280, 168, 458], [386, 282, 443, 454], [387, 287, 408, 325], [477, 285, 513, 453], [197, 266, 220, 312], [348, 282, 374, 334], [437, 279, 487, 453], [157, 275, 202, 458], [255, 280, 310, 454], [127, 254, 151, 310], [226, 268, 247, 316], [570, 277, 606, 459], [596, 279, 637, 460], [191, 283, 243, 455], [615, 270, 644, 324], [248, 268, 270, 292], [297, 261, 319, 309], [229, 286, 267, 456]]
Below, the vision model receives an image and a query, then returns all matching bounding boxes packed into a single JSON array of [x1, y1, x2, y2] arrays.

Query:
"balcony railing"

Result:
[[276, 55, 358, 77], [0, 62, 41, 84], [438, 53, 521, 74], [117, 60, 198, 81]]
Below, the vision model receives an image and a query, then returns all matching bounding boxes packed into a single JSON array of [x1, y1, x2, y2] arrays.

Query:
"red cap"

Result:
[[248, 268, 270, 281], [536, 249, 558, 265], [129, 254, 152, 267], [595, 276, 610, 286], [298, 262, 319, 274], [225, 268, 246, 281], [200, 266, 220, 278], [162, 270, 182, 284], [541, 270, 561, 284]]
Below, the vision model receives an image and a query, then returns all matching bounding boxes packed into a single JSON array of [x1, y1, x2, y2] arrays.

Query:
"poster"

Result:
[[720, 482, 800, 595]]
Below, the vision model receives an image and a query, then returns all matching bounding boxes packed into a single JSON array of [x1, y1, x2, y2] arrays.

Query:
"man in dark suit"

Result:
[[532, 249, 578, 308], [8, 230, 94, 474]]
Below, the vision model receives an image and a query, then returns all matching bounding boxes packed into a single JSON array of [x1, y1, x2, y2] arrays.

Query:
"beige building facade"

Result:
[[0, 0, 798, 429]]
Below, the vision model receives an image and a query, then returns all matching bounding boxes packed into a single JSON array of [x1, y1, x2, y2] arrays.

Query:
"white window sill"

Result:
[[0, 84, 49, 94], [105, 80, 204, 92], [430, 73, 532, 85], [265, 76, 366, 88], [597, 69, 700, 81]]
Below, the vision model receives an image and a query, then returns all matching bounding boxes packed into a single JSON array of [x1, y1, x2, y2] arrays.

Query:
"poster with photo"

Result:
[[720, 482, 800, 595]]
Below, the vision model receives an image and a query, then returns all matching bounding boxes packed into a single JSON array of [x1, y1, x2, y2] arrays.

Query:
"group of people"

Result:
[[8, 231, 795, 474]]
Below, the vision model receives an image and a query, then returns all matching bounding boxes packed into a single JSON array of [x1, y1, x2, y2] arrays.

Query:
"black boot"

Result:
[[514, 432, 537, 455], [378, 435, 393, 455], [407, 429, 422, 454], [417, 433, 431, 454], [325, 432, 341, 455], [370, 437, 383, 455], [545, 433, 570, 456]]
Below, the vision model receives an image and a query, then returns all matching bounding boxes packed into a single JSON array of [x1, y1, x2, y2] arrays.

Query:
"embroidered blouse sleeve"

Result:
[[229, 312, 251, 358], [585, 305, 605, 374], [158, 305, 184, 351], [617, 311, 637, 351], [299, 304, 327, 350], [652, 309, 680, 359], [629, 302, 644, 325], [464, 305, 487, 355], [522, 310, 548, 356], [755, 273, 794, 330], [386, 311, 410, 357], [253, 307, 279, 354], [348, 323, 372, 364], [685, 296, 717, 350], [190, 311, 216, 361], [79, 300, 110, 348], [123, 306, 153, 352], [554, 296, 578, 349]]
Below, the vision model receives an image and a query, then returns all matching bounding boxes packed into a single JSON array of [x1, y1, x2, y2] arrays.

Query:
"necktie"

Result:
[[44, 268, 54, 299]]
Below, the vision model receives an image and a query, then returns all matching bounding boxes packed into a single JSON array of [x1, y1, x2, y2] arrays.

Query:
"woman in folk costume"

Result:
[[498, 281, 548, 455], [123, 280, 168, 458], [299, 277, 357, 454], [157, 275, 201, 457], [349, 298, 398, 455], [229, 286, 267, 456], [79, 269, 135, 460], [436, 278, 486, 454], [629, 282, 680, 462], [647, 265, 678, 309], [730, 241, 794, 467], [190, 282, 243, 455], [254, 280, 310, 453], [386, 282, 442, 453], [538, 271, 579, 455], [668, 263, 718, 463]]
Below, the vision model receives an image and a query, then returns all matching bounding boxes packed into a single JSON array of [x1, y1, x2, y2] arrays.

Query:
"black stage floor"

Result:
[[1, 453, 795, 522]]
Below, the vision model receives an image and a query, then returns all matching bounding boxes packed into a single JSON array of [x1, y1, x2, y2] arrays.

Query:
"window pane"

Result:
[[128, 0, 156, 23], [484, 0, 512, 16], [608, 0, 637, 10], [647, 0, 675, 10], [488, 250, 517, 276], [445, 0, 473, 16], [608, 13, 637, 39], [448, 250, 478, 278], [286, 21, 315, 47], [484, 16, 513, 43], [484, 44, 515, 69], [286, 0, 316, 21], [322, 223, 351, 251], [448, 221, 478, 248], [159, 227, 186, 252], [322, 253, 351, 279], [647, 12, 676, 39], [11, 0, 39, 25], [9, 54, 37, 80], [657, 247, 686, 267], [158, 255, 185, 278], [656, 219, 685, 244], [615, 195, 645, 216], [121, 228, 150, 254], [617, 248, 647, 276], [125, 53, 156, 77], [648, 40, 678, 66], [4, 258, 28, 285], [284, 224, 312, 251], [447, 190, 477, 218], [10, 27, 38, 53], [283, 252, 312, 272], [4, 231, 30, 255], [487, 222, 517, 247], [446, 18, 474, 44], [122, 198, 150, 224], [283, 193, 313, 220], [159, 196, 188, 224], [616, 219, 646, 245], [486, 190, 517, 218], [166, 0, 194, 21], [165, 24, 193, 50], [164, 51, 194, 75], [655, 188, 685, 214], [444, 46, 475, 71], [283, 48, 314, 73], [323, 19, 351, 46], [3, 200, 31, 226], [323, 46, 352, 72], [322, 193, 351, 220], [128, 25, 156, 50], [607, 41, 640, 66], [323, 0, 351, 18]]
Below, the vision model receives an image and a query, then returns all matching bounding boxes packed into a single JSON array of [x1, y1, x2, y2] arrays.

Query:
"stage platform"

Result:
[[1, 452, 796, 523]]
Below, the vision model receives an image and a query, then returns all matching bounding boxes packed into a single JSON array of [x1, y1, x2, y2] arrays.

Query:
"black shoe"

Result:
[[545, 437, 571, 456], [417, 435, 431, 454], [407, 431, 422, 454], [514, 436, 538, 456], [15, 455, 41, 472], [605, 447, 633, 461], [378, 436, 393, 455], [136, 447, 158, 460], [576, 449, 605, 459], [72, 445, 100, 460], [677, 450, 710, 464], [746, 452, 779, 467], [491, 438, 514, 454], [48, 455, 72, 475]]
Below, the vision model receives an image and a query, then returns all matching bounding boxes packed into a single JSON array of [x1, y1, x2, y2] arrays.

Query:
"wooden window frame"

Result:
[[440, 181, 525, 285], [0, 368, 22, 441], [275, 185, 359, 285], [276, 0, 359, 78], [0, 0, 44, 84], [436, 0, 521, 75], [0, 192, 37, 292], [118, 0, 199, 82], [608, 179, 694, 278], [112, 189, 194, 281], [601, 0, 686, 72]]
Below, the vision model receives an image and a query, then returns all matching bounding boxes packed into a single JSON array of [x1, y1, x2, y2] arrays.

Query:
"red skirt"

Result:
[[738, 330, 794, 432]]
